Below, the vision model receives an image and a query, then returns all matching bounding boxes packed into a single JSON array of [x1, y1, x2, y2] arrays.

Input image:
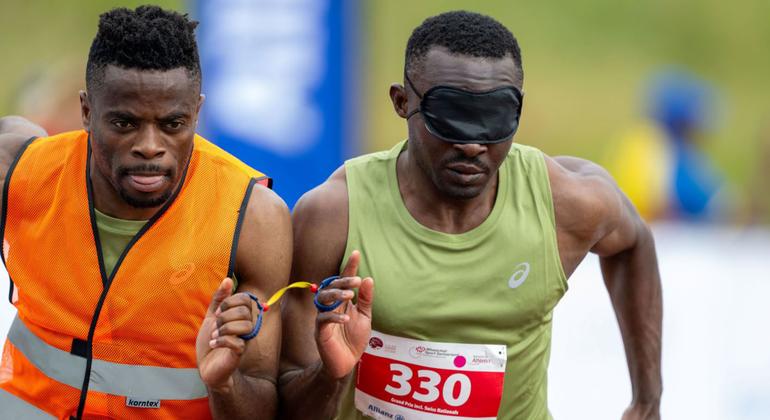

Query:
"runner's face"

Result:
[[81, 66, 202, 209], [402, 48, 522, 199]]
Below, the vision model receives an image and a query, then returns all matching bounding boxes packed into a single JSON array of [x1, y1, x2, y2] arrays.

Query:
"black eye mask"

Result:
[[405, 72, 524, 144]]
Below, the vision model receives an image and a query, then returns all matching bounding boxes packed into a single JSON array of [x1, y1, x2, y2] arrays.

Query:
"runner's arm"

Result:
[[279, 168, 353, 419], [206, 185, 292, 419], [596, 194, 662, 419], [555, 157, 663, 418]]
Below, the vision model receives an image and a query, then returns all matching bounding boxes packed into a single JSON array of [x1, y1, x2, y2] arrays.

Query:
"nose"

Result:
[[131, 127, 166, 160], [452, 142, 487, 158]]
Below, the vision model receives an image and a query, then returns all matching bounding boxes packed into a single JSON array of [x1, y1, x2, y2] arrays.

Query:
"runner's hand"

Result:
[[315, 250, 374, 379], [196, 277, 258, 391]]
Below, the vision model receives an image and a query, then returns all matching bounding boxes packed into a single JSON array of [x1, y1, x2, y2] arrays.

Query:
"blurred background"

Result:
[[1, 0, 769, 418]]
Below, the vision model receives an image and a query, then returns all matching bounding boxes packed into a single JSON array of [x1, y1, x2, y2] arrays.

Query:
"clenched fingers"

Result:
[[216, 292, 255, 315], [210, 292, 258, 345], [208, 334, 247, 355]]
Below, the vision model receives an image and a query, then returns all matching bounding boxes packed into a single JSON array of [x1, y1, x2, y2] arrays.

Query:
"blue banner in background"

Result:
[[194, 0, 358, 208]]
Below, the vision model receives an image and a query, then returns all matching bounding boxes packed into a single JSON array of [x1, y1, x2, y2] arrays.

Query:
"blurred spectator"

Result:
[[608, 69, 724, 221]]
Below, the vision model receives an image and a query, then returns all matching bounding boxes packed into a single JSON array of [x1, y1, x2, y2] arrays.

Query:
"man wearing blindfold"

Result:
[[279, 11, 662, 420]]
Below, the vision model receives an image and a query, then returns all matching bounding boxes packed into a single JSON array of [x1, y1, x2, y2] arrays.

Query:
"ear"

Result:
[[195, 94, 205, 127], [389, 83, 409, 119], [79, 90, 91, 132]]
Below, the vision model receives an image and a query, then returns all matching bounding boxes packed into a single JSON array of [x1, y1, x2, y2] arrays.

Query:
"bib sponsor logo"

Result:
[[409, 346, 427, 358], [470, 355, 495, 367], [368, 404, 394, 418], [507, 262, 530, 289], [126, 398, 161, 409], [370, 337, 384, 349]]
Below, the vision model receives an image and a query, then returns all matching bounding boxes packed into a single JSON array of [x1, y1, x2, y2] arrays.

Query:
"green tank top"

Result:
[[94, 209, 146, 277], [336, 140, 567, 420]]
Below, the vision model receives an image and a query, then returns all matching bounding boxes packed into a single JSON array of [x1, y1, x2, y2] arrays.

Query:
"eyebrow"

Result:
[[103, 111, 138, 120], [158, 112, 191, 122], [102, 111, 191, 121]]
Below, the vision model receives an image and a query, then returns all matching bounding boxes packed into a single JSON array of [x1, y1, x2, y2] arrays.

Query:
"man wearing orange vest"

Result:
[[0, 6, 290, 419]]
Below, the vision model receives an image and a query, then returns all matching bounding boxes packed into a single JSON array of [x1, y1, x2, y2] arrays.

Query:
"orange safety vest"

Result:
[[0, 130, 270, 419]]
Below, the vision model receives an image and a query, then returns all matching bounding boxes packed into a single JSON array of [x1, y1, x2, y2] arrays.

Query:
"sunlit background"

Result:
[[1, 0, 769, 418]]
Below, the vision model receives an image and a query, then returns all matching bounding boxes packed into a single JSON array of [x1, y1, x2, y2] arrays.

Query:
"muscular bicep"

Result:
[[233, 184, 292, 383], [589, 186, 644, 257], [280, 173, 349, 374]]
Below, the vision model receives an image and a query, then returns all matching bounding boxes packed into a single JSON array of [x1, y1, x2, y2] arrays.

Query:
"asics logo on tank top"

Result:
[[507, 262, 531, 289], [170, 263, 196, 285]]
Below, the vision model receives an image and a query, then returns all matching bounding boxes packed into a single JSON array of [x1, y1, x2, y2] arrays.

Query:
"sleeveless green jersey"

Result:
[[93, 208, 146, 277], [335, 140, 567, 420]]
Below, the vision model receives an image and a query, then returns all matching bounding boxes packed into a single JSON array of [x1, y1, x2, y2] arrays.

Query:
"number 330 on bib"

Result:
[[355, 331, 507, 419]]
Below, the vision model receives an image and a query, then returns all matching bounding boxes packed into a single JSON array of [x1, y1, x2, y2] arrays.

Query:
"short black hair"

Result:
[[86, 5, 201, 91], [405, 11, 523, 81]]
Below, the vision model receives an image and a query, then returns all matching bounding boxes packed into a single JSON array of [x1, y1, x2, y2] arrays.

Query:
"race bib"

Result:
[[355, 331, 507, 419]]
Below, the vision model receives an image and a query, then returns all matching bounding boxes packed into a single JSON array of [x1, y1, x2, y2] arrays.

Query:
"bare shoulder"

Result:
[[0, 136, 38, 178], [545, 154, 643, 270], [245, 182, 292, 228], [235, 183, 292, 291], [0, 116, 47, 140], [548, 156, 623, 233], [0, 134, 31, 178], [0, 117, 47, 179], [292, 164, 349, 241]]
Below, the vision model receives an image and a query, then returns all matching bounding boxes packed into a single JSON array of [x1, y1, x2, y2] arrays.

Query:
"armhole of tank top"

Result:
[[227, 177, 258, 282], [1, 136, 38, 304], [536, 151, 569, 293], [340, 161, 356, 273]]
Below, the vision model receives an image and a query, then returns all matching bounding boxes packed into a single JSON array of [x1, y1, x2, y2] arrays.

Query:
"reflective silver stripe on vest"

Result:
[[7, 315, 208, 400], [0, 388, 55, 419]]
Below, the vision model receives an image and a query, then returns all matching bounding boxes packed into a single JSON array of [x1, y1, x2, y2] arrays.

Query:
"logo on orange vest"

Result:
[[126, 398, 161, 408], [170, 263, 196, 285]]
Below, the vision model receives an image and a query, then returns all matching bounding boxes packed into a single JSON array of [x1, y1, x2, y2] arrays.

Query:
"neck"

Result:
[[89, 158, 162, 221], [396, 147, 498, 234]]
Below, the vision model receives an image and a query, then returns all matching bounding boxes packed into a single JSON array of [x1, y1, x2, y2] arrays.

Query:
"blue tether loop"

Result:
[[314, 275, 344, 312], [239, 292, 264, 341]]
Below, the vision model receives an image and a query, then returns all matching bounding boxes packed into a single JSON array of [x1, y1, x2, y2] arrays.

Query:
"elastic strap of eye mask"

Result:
[[404, 71, 423, 119]]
